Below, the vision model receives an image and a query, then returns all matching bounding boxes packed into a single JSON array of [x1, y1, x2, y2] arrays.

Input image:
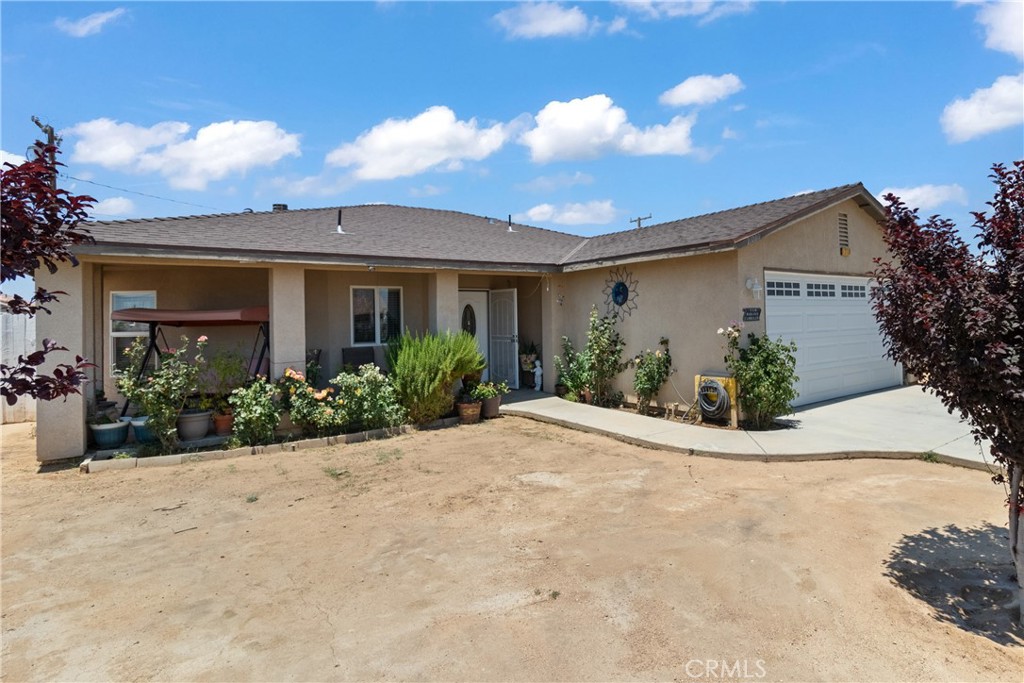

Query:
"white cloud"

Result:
[[974, 1, 1024, 60], [1, 149, 27, 167], [514, 199, 617, 225], [519, 94, 696, 162], [618, 1, 753, 25], [660, 73, 744, 107], [877, 184, 968, 211], [326, 106, 508, 180], [66, 118, 301, 190], [494, 2, 593, 38], [516, 171, 595, 192], [721, 126, 739, 140], [91, 197, 136, 217], [493, 2, 627, 38], [940, 72, 1024, 143], [55, 8, 127, 37]]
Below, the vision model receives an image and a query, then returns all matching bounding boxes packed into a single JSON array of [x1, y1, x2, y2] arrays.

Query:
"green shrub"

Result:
[[228, 377, 279, 446], [332, 364, 406, 431], [720, 322, 799, 430], [469, 380, 510, 401], [632, 338, 674, 415], [553, 336, 590, 396], [553, 307, 627, 407], [116, 335, 208, 454], [388, 331, 485, 425], [289, 381, 347, 437]]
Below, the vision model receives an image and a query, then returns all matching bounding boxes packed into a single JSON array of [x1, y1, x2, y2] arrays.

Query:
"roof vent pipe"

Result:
[[336, 208, 346, 235], [272, 203, 288, 212]]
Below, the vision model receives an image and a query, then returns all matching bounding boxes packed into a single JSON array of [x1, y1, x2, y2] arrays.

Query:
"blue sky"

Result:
[[2, 1, 1022, 259]]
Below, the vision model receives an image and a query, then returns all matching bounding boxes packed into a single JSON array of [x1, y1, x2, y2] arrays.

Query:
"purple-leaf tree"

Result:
[[1, 138, 96, 405], [872, 161, 1023, 625]]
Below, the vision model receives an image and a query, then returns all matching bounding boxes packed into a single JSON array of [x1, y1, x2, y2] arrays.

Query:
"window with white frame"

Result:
[[110, 291, 156, 373], [351, 287, 402, 345]]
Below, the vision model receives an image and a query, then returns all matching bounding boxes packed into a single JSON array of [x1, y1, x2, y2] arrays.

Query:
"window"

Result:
[[806, 283, 836, 298], [841, 284, 866, 298], [766, 281, 800, 297], [351, 287, 402, 345], [110, 291, 156, 373]]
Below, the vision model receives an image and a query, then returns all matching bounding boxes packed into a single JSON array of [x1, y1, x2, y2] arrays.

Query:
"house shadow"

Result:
[[884, 522, 1022, 646]]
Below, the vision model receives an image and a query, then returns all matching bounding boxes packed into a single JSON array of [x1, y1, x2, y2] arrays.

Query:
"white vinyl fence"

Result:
[[1, 311, 36, 423]]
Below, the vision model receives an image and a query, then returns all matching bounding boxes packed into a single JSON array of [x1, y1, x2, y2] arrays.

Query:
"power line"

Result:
[[62, 173, 224, 212]]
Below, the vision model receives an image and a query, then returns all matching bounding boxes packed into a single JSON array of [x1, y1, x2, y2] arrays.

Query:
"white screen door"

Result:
[[488, 288, 519, 388]]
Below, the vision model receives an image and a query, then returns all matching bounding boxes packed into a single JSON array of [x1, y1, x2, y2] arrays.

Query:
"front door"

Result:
[[458, 291, 489, 381], [489, 288, 519, 389]]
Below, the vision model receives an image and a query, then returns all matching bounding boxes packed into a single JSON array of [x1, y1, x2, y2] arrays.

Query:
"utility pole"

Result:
[[629, 214, 652, 229], [31, 116, 59, 189]]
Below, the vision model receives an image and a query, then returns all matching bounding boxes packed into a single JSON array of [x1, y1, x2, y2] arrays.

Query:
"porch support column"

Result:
[[540, 272, 564, 393], [35, 262, 93, 461], [428, 271, 459, 334], [268, 265, 306, 379]]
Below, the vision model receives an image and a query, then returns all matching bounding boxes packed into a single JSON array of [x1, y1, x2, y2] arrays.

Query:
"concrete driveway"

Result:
[[503, 386, 994, 470]]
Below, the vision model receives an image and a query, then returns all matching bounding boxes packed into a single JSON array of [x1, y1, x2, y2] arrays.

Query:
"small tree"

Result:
[[872, 161, 1023, 625], [1, 136, 95, 404]]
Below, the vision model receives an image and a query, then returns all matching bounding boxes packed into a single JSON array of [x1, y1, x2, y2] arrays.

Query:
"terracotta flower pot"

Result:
[[212, 412, 234, 437]]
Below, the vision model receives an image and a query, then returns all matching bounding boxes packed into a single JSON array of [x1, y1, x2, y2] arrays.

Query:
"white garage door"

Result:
[[764, 271, 902, 407]]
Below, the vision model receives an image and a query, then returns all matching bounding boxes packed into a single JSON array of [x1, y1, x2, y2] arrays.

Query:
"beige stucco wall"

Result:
[[305, 268, 429, 379], [559, 251, 740, 408], [35, 263, 93, 461]]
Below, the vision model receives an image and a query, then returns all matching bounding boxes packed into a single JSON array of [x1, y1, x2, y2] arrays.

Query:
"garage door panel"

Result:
[[766, 271, 901, 407]]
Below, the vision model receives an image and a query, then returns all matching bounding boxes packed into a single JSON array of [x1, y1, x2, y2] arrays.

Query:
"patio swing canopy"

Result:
[[110, 305, 270, 327], [111, 306, 271, 417]]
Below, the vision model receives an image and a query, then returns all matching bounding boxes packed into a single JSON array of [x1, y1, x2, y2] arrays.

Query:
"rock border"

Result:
[[80, 418, 460, 474]]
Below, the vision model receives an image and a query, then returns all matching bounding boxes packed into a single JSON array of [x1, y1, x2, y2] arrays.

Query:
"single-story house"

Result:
[[35, 183, 901, 461]]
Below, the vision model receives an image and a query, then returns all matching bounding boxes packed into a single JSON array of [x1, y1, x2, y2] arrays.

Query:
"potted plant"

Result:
[[471, 380, 510, 419], [206, 348, 249, 436], [116, 334, 209, 452], [456, 394, 482, 424], [88, 414, 129, 450]]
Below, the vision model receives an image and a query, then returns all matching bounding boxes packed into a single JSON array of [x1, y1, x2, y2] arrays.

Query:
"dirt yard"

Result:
[[1, 418, 1020, 681]]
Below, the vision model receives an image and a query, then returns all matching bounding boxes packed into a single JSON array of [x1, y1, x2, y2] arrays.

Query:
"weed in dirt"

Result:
[[323, 466, 350, 480], [274, 463, 289, 476], [246, 493, 259, 503], [227, 464, 238, 473], [534, 588, 542, 596], [375, 448, 403, 465], [921, 451, 940, 463], [550, 590, 561, 600], [113, 452, 132, 460]]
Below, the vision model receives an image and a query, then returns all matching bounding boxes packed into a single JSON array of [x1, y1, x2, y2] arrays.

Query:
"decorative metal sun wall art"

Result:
[[603, 267, 639, 320]]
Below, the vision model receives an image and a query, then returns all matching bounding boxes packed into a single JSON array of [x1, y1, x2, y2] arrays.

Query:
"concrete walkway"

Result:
[[501, 385, 997, 471]]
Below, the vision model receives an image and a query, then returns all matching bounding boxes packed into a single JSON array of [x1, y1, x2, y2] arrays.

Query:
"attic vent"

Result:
[[272, 203, 288, 212], [838, 212, 850, 256]]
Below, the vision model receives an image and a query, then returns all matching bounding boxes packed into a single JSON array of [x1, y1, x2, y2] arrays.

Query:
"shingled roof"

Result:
[[560, 183, 883, 266], [80, 183, 882, 271]]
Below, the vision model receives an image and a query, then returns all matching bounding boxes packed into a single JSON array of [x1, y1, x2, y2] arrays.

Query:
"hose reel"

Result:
[[694, 375, 739, 428]]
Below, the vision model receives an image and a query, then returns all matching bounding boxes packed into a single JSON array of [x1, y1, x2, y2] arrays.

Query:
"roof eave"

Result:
[[74, 243, 562, 273]]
